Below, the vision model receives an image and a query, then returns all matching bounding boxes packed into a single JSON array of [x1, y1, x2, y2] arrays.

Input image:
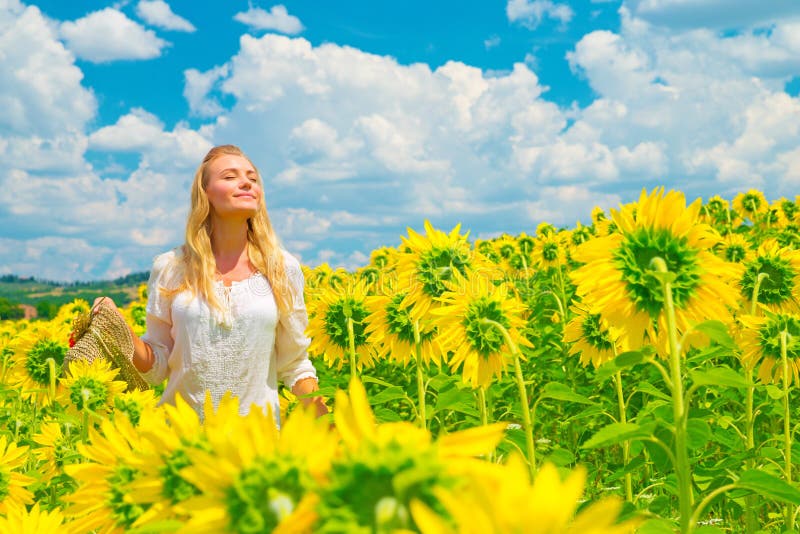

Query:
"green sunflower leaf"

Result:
[[692, 320, 734, 349], [538, 382, 595, 405], [736, 470, 800, 505], [581, 422, 652, 449], [688, 367, 746, 389]]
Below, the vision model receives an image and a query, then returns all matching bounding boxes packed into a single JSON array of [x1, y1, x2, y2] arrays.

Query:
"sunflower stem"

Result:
[[651, 256, 693, 534], [781, 330, 794, 531], [478, 385, 489, 427], [521, 253, 530, 282], [744, 272, 768, 532], [614, 370, 633, 502], [412, 320, 427, 429], [480, 318, 535, 477], [47, 357, 57, 402], [347, 316, 357, 381]]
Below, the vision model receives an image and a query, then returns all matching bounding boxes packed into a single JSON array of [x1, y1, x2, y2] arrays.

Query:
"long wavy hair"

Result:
[[167, 144, 293, 315]]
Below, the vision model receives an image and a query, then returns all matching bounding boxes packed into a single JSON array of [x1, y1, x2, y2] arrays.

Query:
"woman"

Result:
[[95, 144, 327, 423]]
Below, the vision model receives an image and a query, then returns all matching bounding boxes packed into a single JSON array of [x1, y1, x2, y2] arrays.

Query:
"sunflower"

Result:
[[32, 422, 80, 485], [8, 321, 69, 404], [0, 503, 70, 534], [570, 222, 593, 247], [431, 270, 532, 388], [738, 311, 800, 385], [494, 234, 518, 261], [365, 291, 442, 367], [127, 395, 206, 529], [563, 302, 628, 368], [410, 457, 639, 534], [475, 239, 501, 264], [571, 188, 740, 355], [369, 246, 398, 270], [716, 233, 752, 264], [532, 232, 566, 270], [176, 393, 336, 534], [536, 222, 557, 238], [64, 415, 154, 532], [591, 206, 615, 236], [53, 298, 91, 330], [60, 357, 128, 415], [112, 388, 160, 427], [733, 189, 768, 222], [701, 195, 732, 229], [738, 238, 800, 313], [123, 287, 148, 337], [396, 220, 476, 323], [0, 435, 34, 515], [307, 278, 376, 372], [322, 378, 504, 532]]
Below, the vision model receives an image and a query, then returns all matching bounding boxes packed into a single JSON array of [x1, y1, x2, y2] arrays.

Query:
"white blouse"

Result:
[[139, 247, 318, 424]]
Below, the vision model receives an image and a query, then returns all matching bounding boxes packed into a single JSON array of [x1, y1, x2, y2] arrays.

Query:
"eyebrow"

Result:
[[218, 168, 257, 175]]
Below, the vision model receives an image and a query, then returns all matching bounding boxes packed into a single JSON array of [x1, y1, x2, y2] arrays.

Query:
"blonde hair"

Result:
[[167, 144, 293, 315]]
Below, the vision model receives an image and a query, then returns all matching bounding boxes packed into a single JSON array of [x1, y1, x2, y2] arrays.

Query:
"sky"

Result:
[[3, 0, 800, 281]]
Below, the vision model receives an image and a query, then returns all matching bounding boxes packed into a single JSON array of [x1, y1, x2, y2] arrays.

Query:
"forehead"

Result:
[[208, 154, 256, 174]]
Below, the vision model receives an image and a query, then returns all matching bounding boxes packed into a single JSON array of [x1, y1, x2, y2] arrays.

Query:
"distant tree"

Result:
[[36, 301, 59, 320], [0, 297, 23, 320]]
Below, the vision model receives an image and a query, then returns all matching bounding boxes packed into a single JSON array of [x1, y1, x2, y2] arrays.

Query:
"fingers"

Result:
[[92, 296, 115, 314]]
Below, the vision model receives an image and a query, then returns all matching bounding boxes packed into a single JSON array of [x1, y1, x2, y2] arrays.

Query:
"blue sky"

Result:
[[2, 0, 800, 281]]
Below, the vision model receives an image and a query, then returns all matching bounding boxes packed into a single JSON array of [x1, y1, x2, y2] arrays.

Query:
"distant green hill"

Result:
[[0, 272, 149, 320]]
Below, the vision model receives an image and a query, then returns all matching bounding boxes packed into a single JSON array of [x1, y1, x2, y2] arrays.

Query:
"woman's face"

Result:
[[204, 154, 262, 219]]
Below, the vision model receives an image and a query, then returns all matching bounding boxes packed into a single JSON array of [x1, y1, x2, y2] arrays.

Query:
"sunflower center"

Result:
[[782, 201, 798, 220], [542, 242, 559, 262], [69, 377, 109, 412], [108, 465, 145, 528], [323, 299, 370, 349], [325, 440, 442, 530], [614, 228, 701, 317], [499, 244, 516, 259], [360, 267, 380, 285], [741, 256, 794, 305], [25, 339, 66, 386], [743, 194, 762, 214], [224, 458, 305, 534], [517, 237, 535, 255], [161, 448, 200, 503], [416, 246, 470, 299], [758, 315, 800, 360], [580, 313, 615, 351], [463, 299, 510, 357], [724, 244, 747, 263], [114, 397, 143, 426], [572, 228, 592, 246], [778, 226, 800, 248], [384, 294, 415, 344]]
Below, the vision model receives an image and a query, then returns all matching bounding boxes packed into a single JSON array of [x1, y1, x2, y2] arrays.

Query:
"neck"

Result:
[[210, 216, 250, 271]]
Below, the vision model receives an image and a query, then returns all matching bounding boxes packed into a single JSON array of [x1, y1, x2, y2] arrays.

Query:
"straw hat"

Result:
[[64, 301, 149, 392]]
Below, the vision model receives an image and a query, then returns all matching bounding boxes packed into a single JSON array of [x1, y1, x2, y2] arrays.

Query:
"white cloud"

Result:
[[60, 8, 169, 62], [88, 108, 213, 169], [627, 0, 800, 30], [506, 0, 574, 29], [484, 35, 501, 50], [184, 64, 229, 117], [0, 2, 95, 136], [233, 5, 304, 35], [135, 0, 195, 32]]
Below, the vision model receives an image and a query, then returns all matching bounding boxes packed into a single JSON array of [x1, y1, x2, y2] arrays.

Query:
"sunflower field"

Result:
[[3, 188, 800, 533]]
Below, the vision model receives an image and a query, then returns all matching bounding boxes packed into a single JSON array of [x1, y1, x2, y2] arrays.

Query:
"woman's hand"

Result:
[[292, 377, 329, 419], [92, 296, 156, 374]]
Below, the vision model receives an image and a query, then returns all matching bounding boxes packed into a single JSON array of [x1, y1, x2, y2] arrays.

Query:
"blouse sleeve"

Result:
[[139, 251, 177, 385], [274, 250, 318, 389]]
